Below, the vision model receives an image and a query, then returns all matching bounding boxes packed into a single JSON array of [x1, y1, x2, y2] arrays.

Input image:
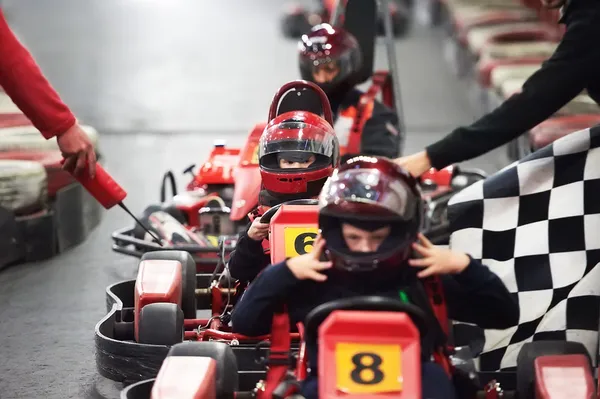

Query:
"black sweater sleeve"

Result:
[[231, 261, 300, 336], [441, 258, 519, 330], [227, 222, 271, 283], [426, 6, 600, 169]]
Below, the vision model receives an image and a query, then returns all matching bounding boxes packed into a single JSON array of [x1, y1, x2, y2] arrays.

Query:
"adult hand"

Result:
[[541, 0, 566, 9], [286, 236, 332, 282], [247, 218, 270, 241], [408, 233, 470, 278], [58, 123, 96, 178], [393, 151, 432, 178]]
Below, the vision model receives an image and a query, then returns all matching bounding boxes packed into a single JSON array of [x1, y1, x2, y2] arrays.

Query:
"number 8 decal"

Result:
[[294, 232, 317, 255], [350, 353, 385, 385]]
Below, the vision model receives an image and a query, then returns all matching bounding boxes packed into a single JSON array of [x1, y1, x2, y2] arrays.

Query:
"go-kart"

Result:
[[96, 171, 486, 389], [119, 299, 596, 399], [280, 0, 412, 39], [110, 0, 409, 270]]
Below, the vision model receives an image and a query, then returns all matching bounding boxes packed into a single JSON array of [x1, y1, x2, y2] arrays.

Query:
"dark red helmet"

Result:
[[298, 23, 362, 97], [258, 111, 339, 204], [318, 156, 423, 272]]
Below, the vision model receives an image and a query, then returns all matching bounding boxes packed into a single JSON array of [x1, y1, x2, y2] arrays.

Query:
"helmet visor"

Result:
[[259, 120, 337, 161], [319, 168, 418, 220]]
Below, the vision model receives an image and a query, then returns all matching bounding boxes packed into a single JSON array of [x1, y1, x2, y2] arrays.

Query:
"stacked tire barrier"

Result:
[[0, 91, 103, 269], [424, 0, 600, 161]]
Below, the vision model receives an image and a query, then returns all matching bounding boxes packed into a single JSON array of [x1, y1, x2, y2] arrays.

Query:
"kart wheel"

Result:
[[138, 302, 184, 345], [0, 160, 47, 215], [141, 250, 197, 319], [516, 341, 591, 399], [280, 11, 311, 39], [167, 341, 239, 396]]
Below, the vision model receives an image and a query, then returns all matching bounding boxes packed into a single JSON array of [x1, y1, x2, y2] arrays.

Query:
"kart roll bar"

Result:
[[268, 80, 334, 126]]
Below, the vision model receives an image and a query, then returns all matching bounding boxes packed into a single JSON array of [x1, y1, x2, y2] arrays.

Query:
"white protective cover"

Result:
[[0, 124, 98, 151], [0, 160, 47, 212]]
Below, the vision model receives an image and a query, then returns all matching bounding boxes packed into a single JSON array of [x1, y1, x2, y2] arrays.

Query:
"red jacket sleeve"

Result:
[[0, 9, 76, 139]]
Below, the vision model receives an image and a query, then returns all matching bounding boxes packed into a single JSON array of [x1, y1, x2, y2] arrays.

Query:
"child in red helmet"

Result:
[[232, 156, 519, 399], [298, 23, 401, 161], [227, 113, 340, 283]]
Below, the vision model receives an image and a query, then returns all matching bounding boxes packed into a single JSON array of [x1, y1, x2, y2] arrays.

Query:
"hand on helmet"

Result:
[[286, 236, 333, 282], [248, 218, 270, 241], [409, 233, 470, 278], [393, 151, 432, 178]]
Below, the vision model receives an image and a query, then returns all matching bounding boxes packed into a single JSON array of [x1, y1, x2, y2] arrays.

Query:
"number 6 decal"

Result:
[[294, 232, 317, 255]]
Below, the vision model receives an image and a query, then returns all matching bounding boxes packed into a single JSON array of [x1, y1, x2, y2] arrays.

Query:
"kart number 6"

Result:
[[284, 227, 318, 257]]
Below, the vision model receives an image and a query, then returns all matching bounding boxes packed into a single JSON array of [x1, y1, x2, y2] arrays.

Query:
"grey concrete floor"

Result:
[[0, 1, 509, 398]]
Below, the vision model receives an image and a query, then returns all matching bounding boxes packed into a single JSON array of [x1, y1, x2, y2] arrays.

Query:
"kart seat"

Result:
[[529, 114, 600, 150], [466, 22, 557, 55]]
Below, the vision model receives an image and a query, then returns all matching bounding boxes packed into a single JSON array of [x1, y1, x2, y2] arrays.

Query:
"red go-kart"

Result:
[[116, 203, 596, 399]]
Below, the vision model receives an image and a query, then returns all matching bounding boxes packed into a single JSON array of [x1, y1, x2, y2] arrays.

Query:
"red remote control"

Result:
[[62, 160, 127, 209]]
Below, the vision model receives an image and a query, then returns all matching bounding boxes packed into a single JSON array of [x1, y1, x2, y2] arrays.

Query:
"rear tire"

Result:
[[167, 341, 239, 396], [138, 302, 184, 345], [141, 250, 197, 319]]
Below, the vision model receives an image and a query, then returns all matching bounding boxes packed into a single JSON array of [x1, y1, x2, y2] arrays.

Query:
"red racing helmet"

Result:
[[318, 156, 423, 272], [298, 23, 362, 97], [258, 111, 339, 205]]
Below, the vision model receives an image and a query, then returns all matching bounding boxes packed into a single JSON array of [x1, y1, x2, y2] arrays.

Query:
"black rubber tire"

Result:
[[516, 340, 591, 399], [141, 250, 197, 319], [167, 341, 239, 396], [280, 12, 311, 39], [138, 302, 184, 345]]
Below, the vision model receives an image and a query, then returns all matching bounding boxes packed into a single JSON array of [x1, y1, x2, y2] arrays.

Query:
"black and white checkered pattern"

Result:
[[448, 124, 600, 371]]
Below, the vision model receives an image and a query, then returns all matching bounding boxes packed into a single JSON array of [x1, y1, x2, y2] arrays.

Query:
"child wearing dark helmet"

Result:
[[298, 23, 401, 161], [227, 113, 340, 283], [231, 156, 519, 399]]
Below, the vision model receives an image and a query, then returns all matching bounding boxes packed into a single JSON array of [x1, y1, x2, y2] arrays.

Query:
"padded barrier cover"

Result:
[[467, 22, 548, 53], [480, 41, 557, 60], [491, 64, 540, 89]]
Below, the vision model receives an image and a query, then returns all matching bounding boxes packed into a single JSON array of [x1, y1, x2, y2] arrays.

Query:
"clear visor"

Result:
[[319, 168, 417, 219], [258, 121, 337, 159]]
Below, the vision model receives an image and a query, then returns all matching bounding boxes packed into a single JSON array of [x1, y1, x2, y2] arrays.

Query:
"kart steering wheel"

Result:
[[304, 296, 429, 346], [259, 199, 319, 224]]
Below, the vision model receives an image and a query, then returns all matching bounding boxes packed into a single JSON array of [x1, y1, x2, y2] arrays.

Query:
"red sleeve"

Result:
[[0, 9, 76, 139]]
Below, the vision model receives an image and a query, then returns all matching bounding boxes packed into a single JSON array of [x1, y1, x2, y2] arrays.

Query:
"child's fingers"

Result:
[[412, 242, 432, 256], [408, 258, 433, 267], [308, 270, 327, 282], [313, 261, 333, 270], [311, 236, 327, 257], [418, 233, 433, 248], [417, 266, 437, 278]]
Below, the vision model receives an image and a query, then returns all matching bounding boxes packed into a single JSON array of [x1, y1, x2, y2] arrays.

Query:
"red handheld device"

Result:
[[69, 162, 127, 209], [61, 159, 162, 245]]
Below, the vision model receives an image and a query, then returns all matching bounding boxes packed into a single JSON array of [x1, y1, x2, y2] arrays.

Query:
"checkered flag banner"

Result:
[[448, 125, 600, 371]]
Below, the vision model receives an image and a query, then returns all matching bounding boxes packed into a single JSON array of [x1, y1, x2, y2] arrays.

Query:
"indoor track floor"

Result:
[[0, 1, 510, 398]]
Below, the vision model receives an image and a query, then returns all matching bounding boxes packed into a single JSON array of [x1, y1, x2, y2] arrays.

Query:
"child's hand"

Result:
[[409, 233, 470, 278], [286, 235, 332, 282], [248, 218, 269, 241]]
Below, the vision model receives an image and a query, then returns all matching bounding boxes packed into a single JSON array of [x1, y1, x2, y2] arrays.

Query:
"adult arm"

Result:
[[415, 4, 600, 172], [0, 9, 76, 139]]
